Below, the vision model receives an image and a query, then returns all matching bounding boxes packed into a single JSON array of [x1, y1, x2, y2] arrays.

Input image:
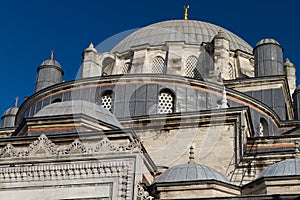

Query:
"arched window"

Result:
[[102, 57, 115, 76], [185, 56, 202, 79], [158, 89, 175, 114], [122, 62, 131, 74], [51, 98, 62, 104], [259, 118, 269, 136], [101, 91, 113, 112], [151, 56, 166, 74]]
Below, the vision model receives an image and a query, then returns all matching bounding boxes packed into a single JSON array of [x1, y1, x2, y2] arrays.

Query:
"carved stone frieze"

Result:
[[0, 134, 142, 158]]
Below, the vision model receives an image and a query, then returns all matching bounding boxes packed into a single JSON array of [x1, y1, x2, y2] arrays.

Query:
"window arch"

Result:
[[100, 90, 113, 112], [151, 56, 166, 74], [185, 56, 202, 79], [158, 89, 175, 114], [51, 98, 62, 104], [259, 118, 269, 136]]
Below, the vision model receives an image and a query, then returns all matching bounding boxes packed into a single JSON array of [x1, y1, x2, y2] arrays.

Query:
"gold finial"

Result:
[[184, 5, 190, 20], [50, 50, 54, 60], [14, 96, 19, 107]]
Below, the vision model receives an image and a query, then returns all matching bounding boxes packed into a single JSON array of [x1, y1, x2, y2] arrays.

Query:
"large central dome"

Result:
[[112, 20, 253, 54]]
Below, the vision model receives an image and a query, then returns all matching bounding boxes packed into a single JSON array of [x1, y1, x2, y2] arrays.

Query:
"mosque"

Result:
[[0, 6, 300, 199]]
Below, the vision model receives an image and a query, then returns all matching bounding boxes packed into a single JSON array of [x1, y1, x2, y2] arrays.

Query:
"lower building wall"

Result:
[[156, 183, 240, 199]]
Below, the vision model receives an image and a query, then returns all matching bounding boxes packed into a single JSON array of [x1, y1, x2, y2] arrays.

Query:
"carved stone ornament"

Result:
[[0, 134, 143, 158], [137, 183, 154, 200]]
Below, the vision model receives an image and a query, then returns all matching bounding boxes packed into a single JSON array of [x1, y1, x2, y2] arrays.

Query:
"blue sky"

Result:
[[0, 0, 300, 115]]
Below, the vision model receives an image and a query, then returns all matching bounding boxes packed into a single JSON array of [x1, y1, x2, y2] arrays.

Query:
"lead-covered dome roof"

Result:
[[258, 158, 300, 178], [2, 107, 18, 117], [34, 100, 122, 128], [155, 163, 229, 183], [112, 20, 252, 54]]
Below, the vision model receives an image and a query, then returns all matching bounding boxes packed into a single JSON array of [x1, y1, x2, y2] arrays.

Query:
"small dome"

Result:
[[258, 158, 300, 178], [155, 163, 229, 183], [1, 106, 18, 128], [40, 51, 61, 68], [34, 100, 122, 128], [255, 38, 281, 47], [41, 59, 61, 68], [112, 20, 252, 54], [2, 107, 18, 117]]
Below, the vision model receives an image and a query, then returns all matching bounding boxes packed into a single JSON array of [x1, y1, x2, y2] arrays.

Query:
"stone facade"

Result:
[[0, 15, 300, 199]]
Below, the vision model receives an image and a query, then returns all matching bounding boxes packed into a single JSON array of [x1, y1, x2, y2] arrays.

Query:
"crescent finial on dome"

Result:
[[184, 5, 189, 20]]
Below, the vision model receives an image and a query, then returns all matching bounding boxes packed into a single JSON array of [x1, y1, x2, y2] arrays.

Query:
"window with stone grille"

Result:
[[158, 90, 175, 114], [185, 56, 201, 79], [151, 56, 166, 74], [101, 91, 113, 112], [121, 62, 131, 74]]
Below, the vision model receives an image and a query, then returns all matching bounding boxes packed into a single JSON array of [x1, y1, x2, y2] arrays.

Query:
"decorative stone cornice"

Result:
[[0, 134, 143, 158]]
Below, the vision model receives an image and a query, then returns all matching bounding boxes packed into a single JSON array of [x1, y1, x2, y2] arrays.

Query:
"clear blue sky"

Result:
[[0, 0, 300, 115]]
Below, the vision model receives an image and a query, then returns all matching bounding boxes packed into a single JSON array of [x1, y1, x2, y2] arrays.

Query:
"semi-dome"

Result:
[[34, 100, 122, 128], [257, 158, 300, 178], [112, 20, 252, 54], [155, 163, 229, 183]]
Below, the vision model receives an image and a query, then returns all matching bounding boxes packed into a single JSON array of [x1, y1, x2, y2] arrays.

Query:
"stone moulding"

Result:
[[0, 159, 134, 199], [0, 134, 143, 158]]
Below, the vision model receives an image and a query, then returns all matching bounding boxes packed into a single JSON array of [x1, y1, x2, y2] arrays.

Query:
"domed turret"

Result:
[[1, 97, 19, 128], [35, 51, 64, 92], [254, 38, 284, 77]]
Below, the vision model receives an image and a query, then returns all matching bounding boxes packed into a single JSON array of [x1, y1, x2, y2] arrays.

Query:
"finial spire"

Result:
[[89, 42, 94, 48], [85, 42, 97, 52], [221, 86, 228, 108], [295, 141, 300, 159], [184, 5, 190, 20], [50, 50, 54, 60], [14, 96, 19, 107], [188, 145, 195, 164]]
